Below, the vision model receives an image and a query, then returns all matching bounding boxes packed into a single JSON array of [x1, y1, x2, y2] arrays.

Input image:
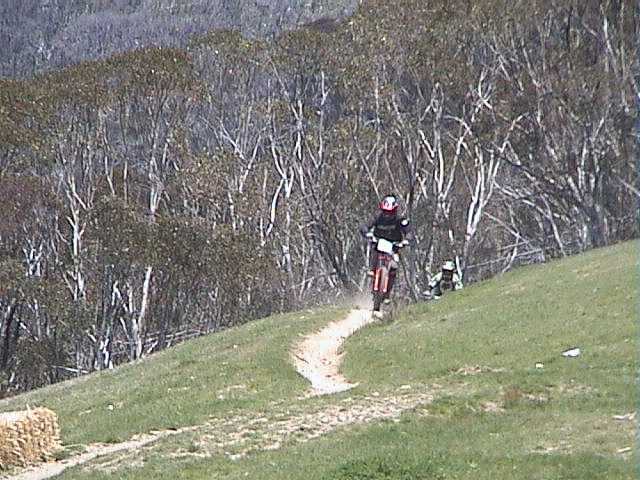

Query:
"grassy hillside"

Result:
[[2, 241, 636, 479], [0, 307, 349, 446], [341, 240, 638, 479]]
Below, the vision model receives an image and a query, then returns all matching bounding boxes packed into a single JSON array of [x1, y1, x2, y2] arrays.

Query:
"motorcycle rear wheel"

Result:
[[373, 291, 384, 311]]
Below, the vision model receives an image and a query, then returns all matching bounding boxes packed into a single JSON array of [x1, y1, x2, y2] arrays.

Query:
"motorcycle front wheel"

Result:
[[372, 265, 389, 312]]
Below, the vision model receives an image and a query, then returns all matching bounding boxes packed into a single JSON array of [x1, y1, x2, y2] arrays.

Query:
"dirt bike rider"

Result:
[[359, 195, 411, 302], [427, 260, 463, 298]]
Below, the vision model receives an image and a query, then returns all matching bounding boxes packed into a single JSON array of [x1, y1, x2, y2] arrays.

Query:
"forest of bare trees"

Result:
[[0, 0, 637, 396], [0, 0, 358, 78]]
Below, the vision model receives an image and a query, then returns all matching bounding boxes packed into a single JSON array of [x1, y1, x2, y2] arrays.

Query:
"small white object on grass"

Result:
[[561, 347, 581, 357], [613, 412, 636, 421], [535, 362, 544, 369]]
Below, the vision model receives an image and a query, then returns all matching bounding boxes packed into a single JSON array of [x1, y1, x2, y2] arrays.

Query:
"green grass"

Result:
[[4, 241, 638, 479], [55, 410, 635, 480], [0, 307, 348, 445], [344, 240, 636, 403]]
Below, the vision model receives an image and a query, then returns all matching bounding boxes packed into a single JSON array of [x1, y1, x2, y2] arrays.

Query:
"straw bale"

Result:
[[0, 408, 61, 469]]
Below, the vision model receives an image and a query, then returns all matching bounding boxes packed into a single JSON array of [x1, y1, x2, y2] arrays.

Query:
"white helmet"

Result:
[[442, 260, 455, 271], [379, 195, 399, 214]]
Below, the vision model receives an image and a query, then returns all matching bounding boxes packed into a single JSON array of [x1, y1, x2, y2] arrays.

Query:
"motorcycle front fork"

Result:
[[372, 266, 396, 297]]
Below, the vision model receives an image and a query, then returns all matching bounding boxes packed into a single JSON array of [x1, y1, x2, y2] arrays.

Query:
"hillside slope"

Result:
[[1, 0, 357, 77], [1, 0, 634, 400], [1, 240, 636, 479]]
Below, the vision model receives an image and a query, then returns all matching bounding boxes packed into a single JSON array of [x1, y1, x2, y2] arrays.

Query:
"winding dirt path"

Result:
[[292, 309, 376, 396], [4, 308, 380, 479]]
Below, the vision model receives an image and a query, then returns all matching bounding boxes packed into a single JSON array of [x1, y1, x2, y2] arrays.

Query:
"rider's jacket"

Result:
[[360, 213, 411, 243]]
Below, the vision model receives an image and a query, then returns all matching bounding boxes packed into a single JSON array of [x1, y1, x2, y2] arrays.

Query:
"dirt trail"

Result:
[[292, 309, 376, 396], [3, 308, 384, 479], [4, 427, 197, 480]]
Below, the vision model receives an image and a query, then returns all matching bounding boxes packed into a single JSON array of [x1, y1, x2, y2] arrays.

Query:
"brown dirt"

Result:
[[291, 309, 376, 396]]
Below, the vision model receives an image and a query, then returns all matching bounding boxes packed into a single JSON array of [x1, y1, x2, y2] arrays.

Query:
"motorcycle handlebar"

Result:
[[367, 235, 409, 248]]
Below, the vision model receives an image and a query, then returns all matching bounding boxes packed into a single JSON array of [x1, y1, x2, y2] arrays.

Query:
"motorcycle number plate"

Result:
[[376, 238, 394, 254]]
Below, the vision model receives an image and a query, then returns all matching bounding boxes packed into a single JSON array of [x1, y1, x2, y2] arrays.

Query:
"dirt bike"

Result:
[[368, 235, 408, 313]]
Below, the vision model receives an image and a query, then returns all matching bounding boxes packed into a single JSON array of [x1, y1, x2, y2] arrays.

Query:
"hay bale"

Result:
[[0, 408, 61, 469]]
